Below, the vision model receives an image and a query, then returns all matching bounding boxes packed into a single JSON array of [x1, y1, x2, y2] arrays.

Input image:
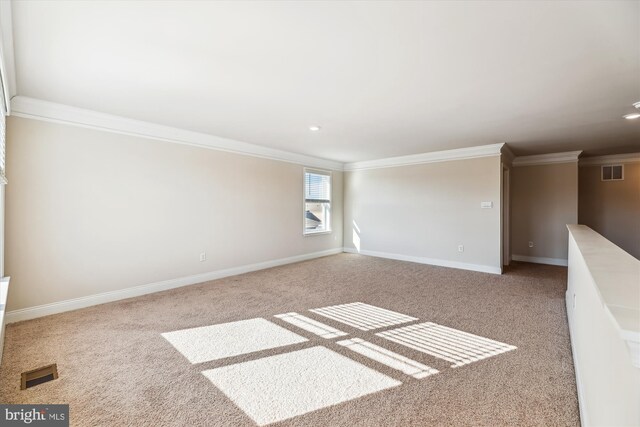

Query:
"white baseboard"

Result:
[[5, 248, 343, 324], [342, 247, 502, 275], [512, 254, 568, 266], [566, 290, 588, 427]]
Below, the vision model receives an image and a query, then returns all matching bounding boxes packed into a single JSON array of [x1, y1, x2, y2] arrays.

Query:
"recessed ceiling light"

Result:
[[309, 125, 321, 132], [623, 113, 640, 120], [634, 101, 640, 110]]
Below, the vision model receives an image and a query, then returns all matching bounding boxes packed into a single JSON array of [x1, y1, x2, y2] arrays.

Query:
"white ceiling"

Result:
[[8, 0, 640, 162]]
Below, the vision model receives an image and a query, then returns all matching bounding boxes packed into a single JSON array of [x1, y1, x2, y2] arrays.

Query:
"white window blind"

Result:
[[304, 169, 331, 234], [0, 74, 6, 184], [305, 171, 331, 203]]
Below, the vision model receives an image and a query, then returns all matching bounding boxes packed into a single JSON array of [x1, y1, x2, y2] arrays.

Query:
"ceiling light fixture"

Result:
[[634, 101, 640, 110], [309, 125, 321, 132], [623, 113, 640, 120]]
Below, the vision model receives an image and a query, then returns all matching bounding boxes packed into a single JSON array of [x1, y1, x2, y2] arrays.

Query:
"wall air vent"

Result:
[[601, 165, 624, 181]]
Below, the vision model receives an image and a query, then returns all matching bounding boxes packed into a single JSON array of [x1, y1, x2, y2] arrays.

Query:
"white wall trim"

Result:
[[501, 143, 516, 167], [566, 290, 588, 427], [10, 96, 344, 171], [343, 247, 502, 275], [512, 254, 568, 266], [4, 248, 343, 324], [579, 152, 640, 167], [512, 151, 582, 167], [343, 143, 505, 171]]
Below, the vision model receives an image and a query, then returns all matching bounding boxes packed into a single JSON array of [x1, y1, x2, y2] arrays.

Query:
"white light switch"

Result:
[[481, 201, 493, 209]]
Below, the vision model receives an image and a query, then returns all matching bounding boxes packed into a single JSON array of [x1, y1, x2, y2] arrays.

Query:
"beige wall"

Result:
[[343, 156, 502, 273], [579, 162, 640, 259], [511, 162, 578, 262], [5, 116, 343, 311]]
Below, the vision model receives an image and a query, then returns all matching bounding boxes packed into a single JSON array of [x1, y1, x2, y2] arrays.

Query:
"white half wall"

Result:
[[5, 116, 343, 312], [566, 225, 640, 426], [343, 156, 502, 273]]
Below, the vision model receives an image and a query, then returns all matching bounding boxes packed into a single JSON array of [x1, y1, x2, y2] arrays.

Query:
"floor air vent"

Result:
[[21, 364, 58, 390]]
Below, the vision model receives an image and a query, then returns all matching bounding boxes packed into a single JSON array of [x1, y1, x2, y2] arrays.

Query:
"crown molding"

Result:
[[343, 143, 505, 171], [512, 150, 582, 167], [501, 143, 515, 166], [10, 96, 344, 171], [579, 153, 640, 167], [0, 0, 17, 114]]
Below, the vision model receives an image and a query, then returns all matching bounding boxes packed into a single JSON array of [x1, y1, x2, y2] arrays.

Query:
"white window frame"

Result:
[[303, 168, 332, 236]]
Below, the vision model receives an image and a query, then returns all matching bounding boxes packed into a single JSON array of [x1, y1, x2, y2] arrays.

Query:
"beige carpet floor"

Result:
[[0, 254, 579, 426]]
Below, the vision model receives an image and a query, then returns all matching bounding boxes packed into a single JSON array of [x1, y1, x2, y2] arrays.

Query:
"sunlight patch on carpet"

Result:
[[161, 318, 307, 364], [274, 312, 348, 339], [309, 302, 417, 331], [337, 338, 439, 379], [377, 322, 516, 368], [202, 346, 401, 426]]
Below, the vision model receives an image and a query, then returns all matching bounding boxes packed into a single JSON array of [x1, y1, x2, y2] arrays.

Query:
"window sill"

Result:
[[304, 230, 332, 237]]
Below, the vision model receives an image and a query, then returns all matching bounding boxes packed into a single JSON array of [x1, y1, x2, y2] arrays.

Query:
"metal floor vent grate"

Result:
[[21, 364, 58, 390]]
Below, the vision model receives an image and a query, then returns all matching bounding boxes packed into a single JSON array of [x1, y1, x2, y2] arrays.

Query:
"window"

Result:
[[0, 71, 6, 185], [601, 165, 623, 181], [304, 169, 331, 234], [0, 65, 7, 281]]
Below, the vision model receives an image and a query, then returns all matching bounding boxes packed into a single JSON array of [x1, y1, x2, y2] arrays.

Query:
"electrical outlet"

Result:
[[458, 245, 464, 252], [528, 241, 534, 248], [199, 252, 206, 262], [573, 294, 576, 309]]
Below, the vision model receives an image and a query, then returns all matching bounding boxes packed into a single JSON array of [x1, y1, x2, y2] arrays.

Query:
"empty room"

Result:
[[0, 1, 638, 426]]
